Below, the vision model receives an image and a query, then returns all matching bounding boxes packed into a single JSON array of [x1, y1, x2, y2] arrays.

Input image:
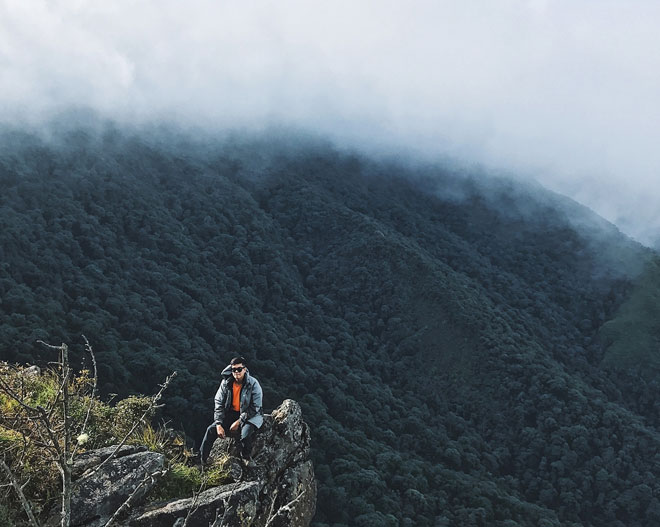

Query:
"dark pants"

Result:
[[200, 410, 256, 462]]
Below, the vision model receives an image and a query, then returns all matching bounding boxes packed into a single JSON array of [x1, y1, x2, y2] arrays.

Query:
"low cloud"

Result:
[[2, 0, 660, 244]]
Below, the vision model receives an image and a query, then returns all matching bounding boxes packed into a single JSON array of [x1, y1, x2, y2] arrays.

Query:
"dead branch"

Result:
[[35, 406, 66, 468], [0, 375, 41, 415], [79, 372, 177, 482], [264, 488, 308, 527], [0, 458, 41, 527], [180, 467, 209, 527], [1, 340, 176, 527], [208, 506, 222, 527], [36, 340, 67, 352], [46, 365, 71, 421], [103, 468, 166, 527], [71, 335, 98, 460]]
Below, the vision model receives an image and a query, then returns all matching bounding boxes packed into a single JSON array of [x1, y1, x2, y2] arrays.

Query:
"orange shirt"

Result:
[[232, 382, 242, 412]]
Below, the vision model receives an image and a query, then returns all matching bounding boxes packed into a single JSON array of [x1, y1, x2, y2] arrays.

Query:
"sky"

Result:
[[2, 0, 660, 245]]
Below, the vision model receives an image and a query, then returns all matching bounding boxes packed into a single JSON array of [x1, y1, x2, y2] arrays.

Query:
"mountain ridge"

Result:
[[1, 123, 659, 526]]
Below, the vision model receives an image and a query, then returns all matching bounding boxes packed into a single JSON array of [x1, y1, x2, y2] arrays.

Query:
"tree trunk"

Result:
[[61, 343, 72, 527]]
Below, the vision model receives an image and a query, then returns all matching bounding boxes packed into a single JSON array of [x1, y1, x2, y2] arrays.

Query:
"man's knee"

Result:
[[241, 422, 256, 441]]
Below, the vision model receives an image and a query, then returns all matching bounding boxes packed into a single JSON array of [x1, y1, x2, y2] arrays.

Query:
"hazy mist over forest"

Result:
[[2, 0, 660, 245], [5, 5, 660, 523]]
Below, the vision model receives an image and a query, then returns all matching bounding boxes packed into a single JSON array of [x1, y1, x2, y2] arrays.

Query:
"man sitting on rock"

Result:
[[200, 356, 264, 463]]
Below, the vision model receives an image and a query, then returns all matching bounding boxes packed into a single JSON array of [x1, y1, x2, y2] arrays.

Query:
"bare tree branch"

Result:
[[71, 335, 98, 461], [180, 467, 210, 527], [37, 340, 74, 527], [208, 506, 222, 527], [103, 469, 166, 527], [0, 375, 41, 415], [1, 340, 176, 527], [35, 406, 66, 466], [264, 488, 308, 527], [0, 458, 41, 527], [36, 340, 67, 351], [45, 360, 71, 421], [79, 372, 177, 483], [210, 476, 242, 527]]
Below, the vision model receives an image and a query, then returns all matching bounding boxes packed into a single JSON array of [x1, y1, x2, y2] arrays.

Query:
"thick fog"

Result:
[[2, 0, 660, 245]]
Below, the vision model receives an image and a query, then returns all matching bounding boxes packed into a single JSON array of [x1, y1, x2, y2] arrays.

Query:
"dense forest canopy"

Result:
[[1, 121, 659, 526]]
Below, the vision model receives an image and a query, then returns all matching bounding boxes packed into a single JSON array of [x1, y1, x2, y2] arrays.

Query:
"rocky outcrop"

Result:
[[246, 399, 317, 527], [72, 444, 152, 478], [50, 446, 166, 527], [129, 481, 261, 526], [130, 399, 316, 527], [60, 399, 316, 527]]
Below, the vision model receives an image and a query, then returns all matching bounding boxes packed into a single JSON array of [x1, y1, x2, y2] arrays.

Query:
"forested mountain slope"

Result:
[[600, 257, 660, 373], [1, 123, 658, 526]]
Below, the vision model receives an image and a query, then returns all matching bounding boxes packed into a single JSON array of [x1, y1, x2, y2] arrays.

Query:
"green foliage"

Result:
[[0, 367, 59, 412], [0, 362, 182, 524], [149, 458, 231, 502], [0, 426, 20, 444], [134, 423, 169, 453], [112, 395, 155, 442], [0, 365, 70, 514], [149, 462, 201, 502]]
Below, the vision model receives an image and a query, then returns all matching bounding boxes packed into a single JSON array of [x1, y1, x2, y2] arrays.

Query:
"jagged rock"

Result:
[[261, 460, 316, 527], [65, 448, 165, 527], [59, 400, 316, 526], [73, 444, 148, 478], [247, 399, 317, 526], [130, 399, 316, 527], [129, 481, 260, 526]]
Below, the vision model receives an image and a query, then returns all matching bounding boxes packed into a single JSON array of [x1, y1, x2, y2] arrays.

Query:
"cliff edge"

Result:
[[66, 399, 316, 527]]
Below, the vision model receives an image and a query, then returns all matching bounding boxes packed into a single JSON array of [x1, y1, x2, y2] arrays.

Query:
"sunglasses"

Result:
[[231, 367, 245, 373]]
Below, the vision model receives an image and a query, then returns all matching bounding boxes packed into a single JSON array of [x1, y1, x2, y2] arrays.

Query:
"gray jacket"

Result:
[[213, 364, 264, 428]]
